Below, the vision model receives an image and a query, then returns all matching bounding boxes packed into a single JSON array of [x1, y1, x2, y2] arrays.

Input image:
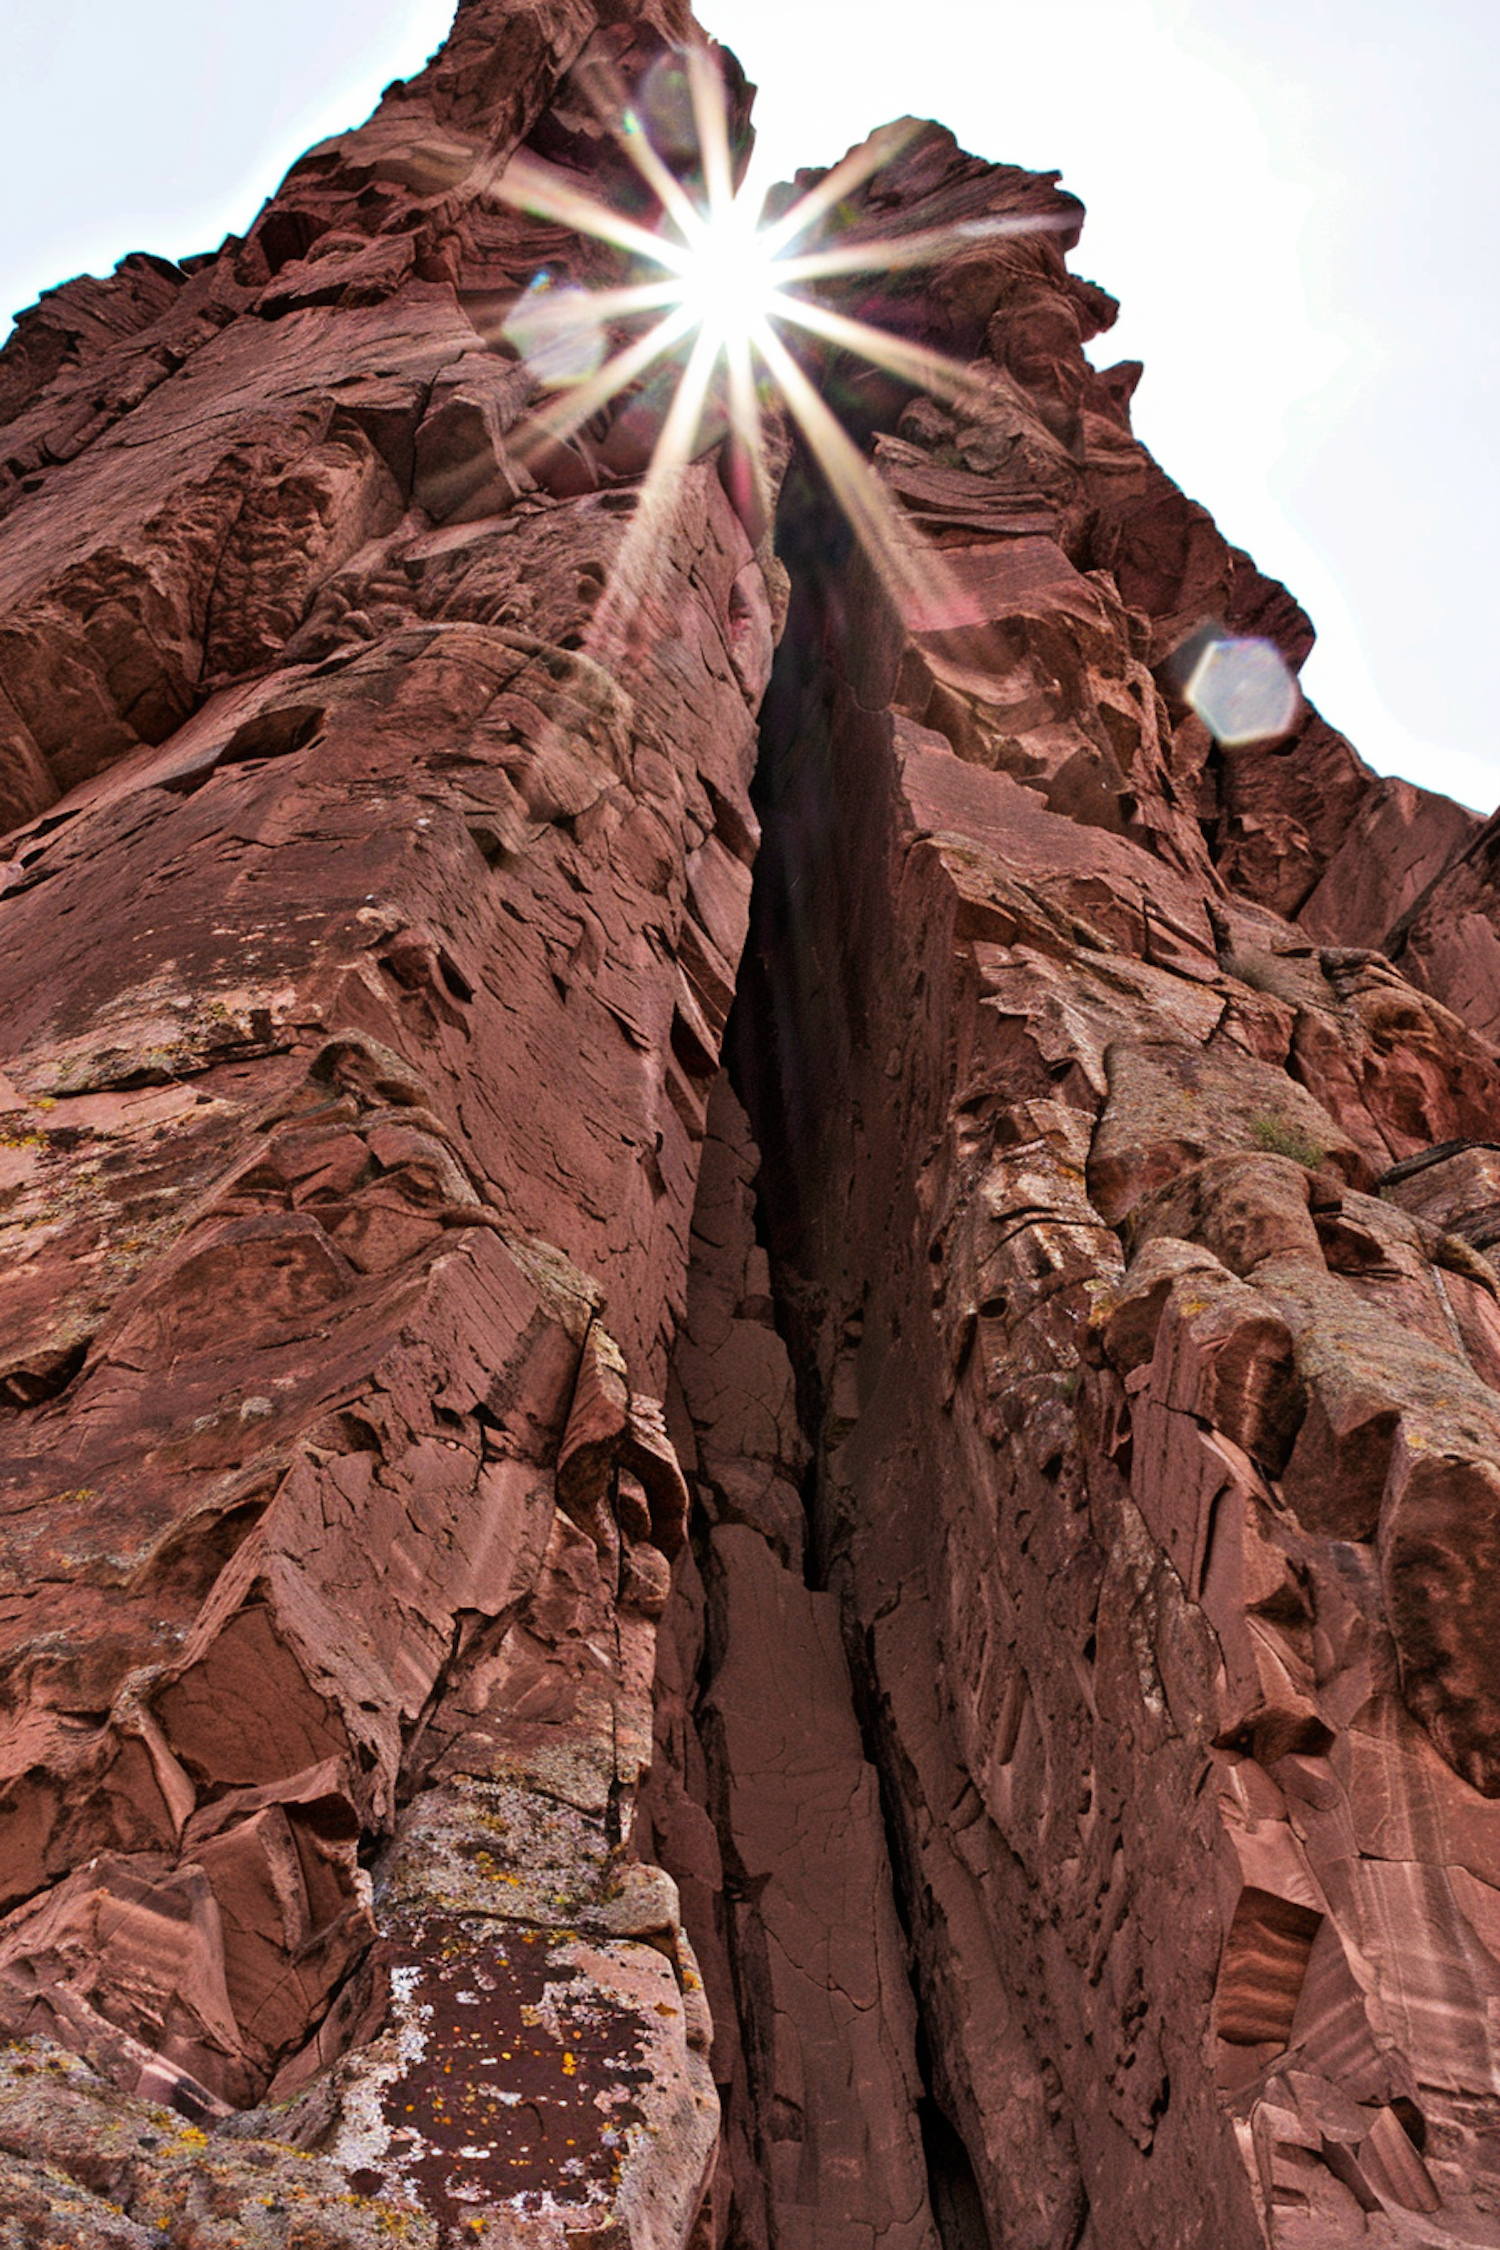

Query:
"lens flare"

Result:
[[1185, 635, 1301, 746], [500, 276, 608, 388], [489, 48, 1074, 653]]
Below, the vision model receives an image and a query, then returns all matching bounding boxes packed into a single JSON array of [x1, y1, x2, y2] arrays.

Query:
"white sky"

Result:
[[4, 0, 1496, 809]]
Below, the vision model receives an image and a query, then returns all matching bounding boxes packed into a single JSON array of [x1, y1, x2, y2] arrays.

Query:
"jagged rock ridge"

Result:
[[3, 2, 1500, 2245]]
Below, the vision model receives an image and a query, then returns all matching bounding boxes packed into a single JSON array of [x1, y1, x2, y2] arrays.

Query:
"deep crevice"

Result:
[[919, 2096, 994, 2250], [702, 438, 985, 2240]]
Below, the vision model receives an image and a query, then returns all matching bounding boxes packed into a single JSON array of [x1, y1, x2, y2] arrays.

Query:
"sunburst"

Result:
[[489, 47, 1071, 656]]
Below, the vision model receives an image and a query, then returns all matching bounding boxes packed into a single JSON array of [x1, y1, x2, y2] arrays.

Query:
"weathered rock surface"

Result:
[[4, 0, 1500, 2246], [732, 116, 1500, 2250], [1298, 778, 1480, 955], [1387, 821, 1500, 1053], [640, 1080, 937, 2250], [0, 4, 764, 2240]]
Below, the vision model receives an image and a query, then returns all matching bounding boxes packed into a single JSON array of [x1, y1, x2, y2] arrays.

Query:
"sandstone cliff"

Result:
[[3, 4, 1500, 2245]]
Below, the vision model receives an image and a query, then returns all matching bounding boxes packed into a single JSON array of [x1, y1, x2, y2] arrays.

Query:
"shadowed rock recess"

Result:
[[5, 5, 1500, 2246]]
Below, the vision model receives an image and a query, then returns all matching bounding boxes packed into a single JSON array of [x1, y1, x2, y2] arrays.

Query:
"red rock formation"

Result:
[[0, 5, 766, 2239], [730, 130, 1500, 2249], [4, 2, 1500, 2246], [1386, 819, 1500, 1052]]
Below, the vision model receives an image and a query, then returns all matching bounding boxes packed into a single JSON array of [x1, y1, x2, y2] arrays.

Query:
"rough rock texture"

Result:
[[733, 136, 1500, 2250], [1386, 823, 1500, 1054], [641, 1079, 936, 2250], [0, 4, 768, 2241], [5, 1, 1500, 2246]]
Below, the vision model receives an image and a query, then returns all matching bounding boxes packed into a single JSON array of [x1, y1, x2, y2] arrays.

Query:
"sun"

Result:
[[488, 45, 1069, 652], [484, 47, 1303, 738], [671, 195, 784, 346]]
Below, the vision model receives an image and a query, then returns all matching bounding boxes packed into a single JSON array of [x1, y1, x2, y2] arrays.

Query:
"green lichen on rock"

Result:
[[1249, 1112, 1327, 1169]]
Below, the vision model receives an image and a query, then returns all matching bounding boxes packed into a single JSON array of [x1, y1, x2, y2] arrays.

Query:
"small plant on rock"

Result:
[[1249, 1113, 1327, 1169]]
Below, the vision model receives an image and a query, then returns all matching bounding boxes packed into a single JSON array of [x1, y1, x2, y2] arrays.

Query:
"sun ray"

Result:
[[513, 301, 701, 458], [587, 316, 727, 658], [748, 314, 973, 632], [527, 275, 687, 331], [493, 148, 694, 272], [769, 294, 987, 409], [570, 51, 711, 247], [722, 316, 774, 545], [756, 119, 926, 258], [774, 209, 1076, 286], [686, 44, 736, 221], [643, 306, 725, 481], [617, 110, 710, 247]]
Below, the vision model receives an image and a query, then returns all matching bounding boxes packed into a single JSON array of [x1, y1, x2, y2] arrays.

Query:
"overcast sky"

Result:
[[5, 0, 1495, 809]]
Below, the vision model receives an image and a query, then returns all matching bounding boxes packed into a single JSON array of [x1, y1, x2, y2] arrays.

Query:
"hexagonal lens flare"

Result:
[[500, 277, 609, 388], [1185, 635, 1301, 746]]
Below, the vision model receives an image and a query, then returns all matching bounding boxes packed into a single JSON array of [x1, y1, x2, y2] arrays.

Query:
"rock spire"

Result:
[[4, 3, 1500, 2244]]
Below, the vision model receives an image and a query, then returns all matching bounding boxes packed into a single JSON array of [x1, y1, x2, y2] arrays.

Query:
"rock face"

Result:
[[3, 2, 1500, 2246]]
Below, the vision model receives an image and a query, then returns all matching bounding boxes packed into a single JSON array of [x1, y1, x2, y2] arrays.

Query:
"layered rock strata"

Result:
[[732, 174, 1500, 2250], [3, 1, 1500, 2246], [0, 5, 769, 2241]]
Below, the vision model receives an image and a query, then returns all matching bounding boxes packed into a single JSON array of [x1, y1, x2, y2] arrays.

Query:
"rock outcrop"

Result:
[[3, 2, 1500, 2245]]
